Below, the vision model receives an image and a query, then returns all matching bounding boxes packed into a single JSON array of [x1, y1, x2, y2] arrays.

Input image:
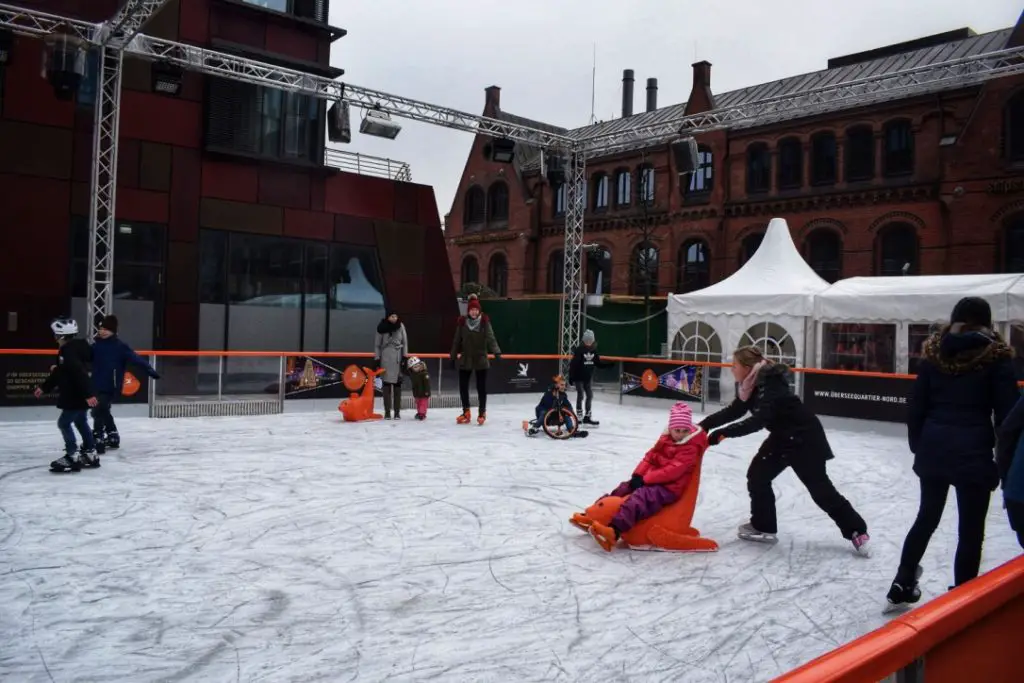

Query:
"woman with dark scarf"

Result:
[[374, 310, 409, 419], [450, 294, 501, 425], [886, 297, 1019, 610]]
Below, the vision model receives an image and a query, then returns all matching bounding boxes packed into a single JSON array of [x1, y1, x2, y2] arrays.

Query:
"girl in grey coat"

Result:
[[374, 311, 409, 419]]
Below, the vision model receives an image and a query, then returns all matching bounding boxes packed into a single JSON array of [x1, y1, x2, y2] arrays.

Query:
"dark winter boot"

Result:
[[50, 451, 82, 473], [392, 383, 402, 420], [382, 384, 393, 420], [583, 414, 600, 427], [886, 566, 923, 611]]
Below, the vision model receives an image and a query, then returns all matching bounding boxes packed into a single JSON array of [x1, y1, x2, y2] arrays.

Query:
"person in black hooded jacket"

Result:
[[700, 345, 870, 554], [886, 297, 1019, 609]]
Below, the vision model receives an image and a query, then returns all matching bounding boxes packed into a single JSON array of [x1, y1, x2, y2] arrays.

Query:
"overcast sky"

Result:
[[329, 0, 1020, 223]]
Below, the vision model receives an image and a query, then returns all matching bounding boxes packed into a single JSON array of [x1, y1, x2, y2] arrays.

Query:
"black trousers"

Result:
[[1007, 499, 1024, 550], [381, 382, 402, 416], [747, 445, 867, 538], [575, 379, 593, 416], [459, 369, 488, 413], [91, 392, 117, 438], [897, 478, 991, 586]]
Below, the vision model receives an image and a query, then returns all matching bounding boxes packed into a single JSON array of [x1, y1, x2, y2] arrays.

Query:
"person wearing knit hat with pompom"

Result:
[[450, 294, 502, 425], [586, 402, 708, 551], [90, 315, 159, 453]]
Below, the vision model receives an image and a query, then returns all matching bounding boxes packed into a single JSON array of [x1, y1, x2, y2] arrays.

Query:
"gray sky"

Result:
[[329, 0, 1020, 223]]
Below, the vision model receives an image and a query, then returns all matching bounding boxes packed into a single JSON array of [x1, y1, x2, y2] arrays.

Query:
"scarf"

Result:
[[377, 318, 400, 334], [466, 316, 482, 332], [738, 360, 768, 402]]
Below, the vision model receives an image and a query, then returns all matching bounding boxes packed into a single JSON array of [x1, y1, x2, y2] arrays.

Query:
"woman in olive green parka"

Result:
[[450, 294, 501, 425]]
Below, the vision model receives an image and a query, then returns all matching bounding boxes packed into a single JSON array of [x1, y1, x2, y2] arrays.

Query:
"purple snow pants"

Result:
[[604, 482, 678, 532]]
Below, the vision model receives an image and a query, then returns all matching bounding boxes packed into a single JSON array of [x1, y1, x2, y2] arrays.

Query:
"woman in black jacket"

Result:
[[886, 297, 1019, 609], [700, 346, 870, 554]]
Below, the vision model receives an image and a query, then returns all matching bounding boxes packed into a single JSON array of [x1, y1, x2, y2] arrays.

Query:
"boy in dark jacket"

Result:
[[33, 317, 99, 472], [568, 329, 614, 426], [524, 375, 587, 438], [405, 356, 431, 420], [91, 315, 159, 452]]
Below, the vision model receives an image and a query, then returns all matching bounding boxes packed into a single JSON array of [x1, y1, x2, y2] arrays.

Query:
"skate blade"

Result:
[[882, 600, 914, 616], [627, 544, 718, 553], [738, 532, 778, 544]]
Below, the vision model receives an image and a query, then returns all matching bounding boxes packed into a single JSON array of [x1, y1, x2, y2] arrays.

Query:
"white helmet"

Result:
[[406, 356, 422, 367], [50, 317, 79, 336]]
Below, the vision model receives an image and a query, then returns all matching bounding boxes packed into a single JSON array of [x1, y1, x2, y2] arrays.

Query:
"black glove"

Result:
[[493, 353, 502, 362], [449, 355, 457, 370], [400, 356, 408, 373], [150, 372, 161, 380], [371, 358, 380, 371], [629, 474, 645, 490], [708, 431, 725, 446]]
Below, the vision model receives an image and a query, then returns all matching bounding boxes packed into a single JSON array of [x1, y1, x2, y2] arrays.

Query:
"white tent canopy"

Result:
[[1007, 276, 1024, 322], [814, 273, 1024, 323]]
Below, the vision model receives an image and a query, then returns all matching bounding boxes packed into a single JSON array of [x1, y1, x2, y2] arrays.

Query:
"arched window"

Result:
[[671, 321, 724, 401], [553, 183, 566, 216], [629, 241, 659, 296], [876, 223, 919, 276], [746, 143, 771, 194], [883, 120, 914, 176], [741, 232, 764, 265], [1007, 91, 1024, 163], [548, 250, 564, 294], [845, 125, 875, 181], [741, 322, 798, 369], [464, 185, 485, 229], [460, 255, 479, 287], [587, 247, 612, 295], [637, 165, 655, 204], [487, 181, 509, 224], [1003, 214, 1024, 272], [687, 146, 713, 195], [592, 173, 609, 210], [487, 252, 508, 297], [677, 239, 710, 293], [810, 132, 837, 185], [777, 137, 803, 190], [614, 169, 632, 207], [803, 229, 842, 283]]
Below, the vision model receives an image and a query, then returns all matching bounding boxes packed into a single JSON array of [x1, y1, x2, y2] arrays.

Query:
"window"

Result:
[[676, 239, 710, 293], [242, 0, 328, 23], [228, 234, 303, 305], [587, 247, 612, 295], [637, 165, 655, 204], [1003, 215, 1024, 272], [746, 143, 771, 194], [741, 232, 764, 265], [464, 186, 485, 229], [1007, 91, 1024, 163], [810, 132, 837, 185], [71, 218, 165, 301], [487, 181, 509, 224], [592, 174, 609, 210], [777, 137, 803, 190], [461, 255, 479, 286], [553, 183, 566, 216], [803, 229, 842, 283], [614, 170, 631, 207], [200, 230, 227, 304], [845, 126, 875, 181], [687, 146, 713, 195], [822, 323, 896, 373], [488, 253, 508, 297], [548, 250, 564, 294], [205, 78, 321, 164], [629, 242, 659, 296], [876, 223, 919, 276], [883, 120, 914, 176]]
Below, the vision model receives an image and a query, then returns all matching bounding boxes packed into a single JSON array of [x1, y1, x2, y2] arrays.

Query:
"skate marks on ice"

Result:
[[0, 404, 1020, 682]]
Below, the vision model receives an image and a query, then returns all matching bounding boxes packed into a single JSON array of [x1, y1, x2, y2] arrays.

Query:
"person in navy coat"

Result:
[[91, 315, 159, 451]]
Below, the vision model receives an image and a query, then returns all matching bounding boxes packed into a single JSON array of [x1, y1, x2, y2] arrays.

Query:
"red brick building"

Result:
[[446, 17, 1024, 299], [0, 0, 456, 353]]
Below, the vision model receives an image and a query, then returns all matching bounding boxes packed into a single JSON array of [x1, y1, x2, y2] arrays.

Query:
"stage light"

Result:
[[327, 101, 352, 143], [41, 33, 88, 101], [151, 61, 183, 96], [0, 31, 13, 66], [671, 136, 699, 174], [360, 106, 401, 140], [483, 137, 516, 163]]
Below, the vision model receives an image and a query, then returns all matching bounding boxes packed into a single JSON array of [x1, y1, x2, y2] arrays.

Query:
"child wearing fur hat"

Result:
[[581, 402, 708, 551], [405, 356, 431, 420]]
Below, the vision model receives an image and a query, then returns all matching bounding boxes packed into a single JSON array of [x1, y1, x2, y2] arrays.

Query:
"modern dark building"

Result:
[[0, 0, 457, 355]]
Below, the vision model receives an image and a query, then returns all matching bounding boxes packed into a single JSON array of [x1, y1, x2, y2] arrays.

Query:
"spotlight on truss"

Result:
[[327, 101, 352, 143], [670, 136, 699, 175], [360, 105, 401, 140], [483, 137, 516, 163], [41, 32, 88, 101], [151, 61, 184, 96]]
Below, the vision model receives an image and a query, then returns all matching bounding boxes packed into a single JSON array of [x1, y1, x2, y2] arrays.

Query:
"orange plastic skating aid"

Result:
[[338, 367, 386, 422], [574, 456, 718, 552], [456, 410, 472, 425]]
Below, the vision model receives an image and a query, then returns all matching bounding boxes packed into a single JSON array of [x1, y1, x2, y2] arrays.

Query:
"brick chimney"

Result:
[[484, 85, 501, 115], [684, 61, 715, 115]]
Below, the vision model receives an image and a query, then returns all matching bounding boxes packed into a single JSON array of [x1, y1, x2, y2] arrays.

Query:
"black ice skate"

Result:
[[50, 453, 82, 473], [79, 447, 101, 468], [737, 522, 778, 544], [415, 413, 425, 421], [582, 414, 600, 427], [571, 430, 589, 438], [104, 432, 120, 450], [94, 438, 106, 455], [884, 566, 923, 614]]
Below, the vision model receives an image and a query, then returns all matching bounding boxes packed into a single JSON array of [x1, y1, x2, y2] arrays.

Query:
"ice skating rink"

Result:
[[1, 398, 1019, 682]]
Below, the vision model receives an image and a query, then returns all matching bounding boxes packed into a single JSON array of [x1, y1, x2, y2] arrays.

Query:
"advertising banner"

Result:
[[803, 372, 912, 423], [283, 356, 444, 400], [620, 361, 704, 403], [0, 353, 148, 407], [486, 358, 560, 395]]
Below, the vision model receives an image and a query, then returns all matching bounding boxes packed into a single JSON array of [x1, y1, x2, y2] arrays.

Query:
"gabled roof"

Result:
[[494, 111, 567, 170]]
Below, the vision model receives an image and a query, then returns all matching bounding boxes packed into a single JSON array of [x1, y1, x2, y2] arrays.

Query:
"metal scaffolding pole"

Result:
[[559, 152, 587, 375]]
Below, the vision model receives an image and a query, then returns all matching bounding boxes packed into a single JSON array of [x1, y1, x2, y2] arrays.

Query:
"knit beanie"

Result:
[[950, 297, 992, 329], [466, 294, 482, 316], [668, 401, 693, 431], [99, 315, 119, 334], [582, 329, 595, 345]]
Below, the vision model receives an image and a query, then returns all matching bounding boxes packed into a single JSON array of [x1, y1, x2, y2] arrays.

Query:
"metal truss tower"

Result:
[[2, 1, 1024, 352]]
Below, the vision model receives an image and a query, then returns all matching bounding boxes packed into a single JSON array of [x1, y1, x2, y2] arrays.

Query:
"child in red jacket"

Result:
[[589, 402, 708, 551]]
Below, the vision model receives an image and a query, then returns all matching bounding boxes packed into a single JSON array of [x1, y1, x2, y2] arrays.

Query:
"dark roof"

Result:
[[515, 27, 1012, 169], [494, 111, 568, 170]]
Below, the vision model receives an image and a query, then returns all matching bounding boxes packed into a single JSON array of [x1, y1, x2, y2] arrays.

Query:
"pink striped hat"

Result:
[[668, 402, 694, 431]]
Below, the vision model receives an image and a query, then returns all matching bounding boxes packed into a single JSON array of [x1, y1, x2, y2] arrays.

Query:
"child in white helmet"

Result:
[[405, 356, 431, 420]]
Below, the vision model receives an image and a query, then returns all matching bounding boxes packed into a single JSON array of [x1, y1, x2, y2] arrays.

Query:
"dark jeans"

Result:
[[575, 380, 593, 416], [1007, 499, 1024, 550], [58, 409, 95, 453], [459, 369, 488, 413], [381, 382, 402, 416], [747, 446, 867, 538], [897, 478, 991, 587], [91, 392, 117, 438]]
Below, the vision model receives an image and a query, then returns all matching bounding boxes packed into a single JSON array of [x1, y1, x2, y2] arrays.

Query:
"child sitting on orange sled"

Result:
[[573, 401, 709, 551]]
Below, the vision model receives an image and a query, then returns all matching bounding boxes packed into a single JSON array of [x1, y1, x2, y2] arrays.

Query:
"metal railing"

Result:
[[323, 148, 412, 181]]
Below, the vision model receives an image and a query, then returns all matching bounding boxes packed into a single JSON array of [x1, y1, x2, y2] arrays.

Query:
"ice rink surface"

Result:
[[1, 398, 1020, 682]]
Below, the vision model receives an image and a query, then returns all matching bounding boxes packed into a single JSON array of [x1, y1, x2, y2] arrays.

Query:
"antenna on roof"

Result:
[[589, 43, 597, 125]]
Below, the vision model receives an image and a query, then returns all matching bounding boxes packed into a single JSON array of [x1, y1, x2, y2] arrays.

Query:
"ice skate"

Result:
[[582, 414, 600, 427], [851, 531, 871, 557], [571, 430, 589, 438], [884, 566, 923, 614], [523, 420, 540, 436], [415, 413, 425, 421], [477, 411, 486, 426], [737, 522, 778, 544], [589, 521, 618, 552], [569, 512, 593, 532], [104, 432, 120, 450], [78, 448, 101, 469], [94, 439, 106, 455], [456, 410, 472, 425], [50, 453, 81, 473], [394, 412, 401, 420]]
